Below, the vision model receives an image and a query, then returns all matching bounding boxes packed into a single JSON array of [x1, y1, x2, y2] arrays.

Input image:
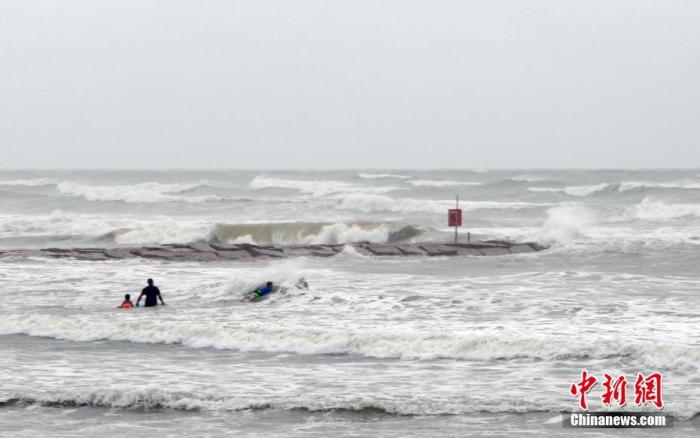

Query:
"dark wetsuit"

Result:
[[141, 285, 161, 307]]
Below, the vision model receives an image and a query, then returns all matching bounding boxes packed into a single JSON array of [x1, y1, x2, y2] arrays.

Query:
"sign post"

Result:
[[448, 194, 462, 243]]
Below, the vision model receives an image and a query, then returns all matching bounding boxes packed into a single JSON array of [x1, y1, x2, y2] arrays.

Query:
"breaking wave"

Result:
[[0, 178, 59, 186], [357, 173, 410, 179], [408, 180, 483, 187], [0, 213, 423, 246], [338, 194, 551, 213], [538, 204, 593, 244], [249, 176, 400, 196], [207, 222, 423, 245], [3, 389, 696, 419], [2, 314, 698, 371], [56, 181, 225, 203], [525, 179, 700, 197], [0, 389, 571, 416], [528, 183, 609, 197], [632, 197, 700, 221], [510, 176, 547, 182], [618, 180, 700, 192]]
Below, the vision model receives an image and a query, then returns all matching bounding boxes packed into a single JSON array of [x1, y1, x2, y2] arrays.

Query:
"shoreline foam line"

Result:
[[0, 241, 547, 262]]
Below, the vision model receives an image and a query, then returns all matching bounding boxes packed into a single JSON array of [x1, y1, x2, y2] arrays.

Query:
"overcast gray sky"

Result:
[[1, 0, 699, 169]]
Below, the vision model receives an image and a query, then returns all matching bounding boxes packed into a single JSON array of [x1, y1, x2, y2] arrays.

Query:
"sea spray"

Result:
[[538, 204, 593, 244]]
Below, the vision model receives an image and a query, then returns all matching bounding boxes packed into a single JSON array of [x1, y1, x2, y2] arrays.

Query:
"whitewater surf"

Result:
[[1, 169, 699, 436]]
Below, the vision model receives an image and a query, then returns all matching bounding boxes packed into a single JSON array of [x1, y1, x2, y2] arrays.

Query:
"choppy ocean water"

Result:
[[0, 169, 699, 436]]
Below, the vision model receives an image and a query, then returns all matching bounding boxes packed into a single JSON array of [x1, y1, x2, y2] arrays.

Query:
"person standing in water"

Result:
[[136, 278, 165, 307]]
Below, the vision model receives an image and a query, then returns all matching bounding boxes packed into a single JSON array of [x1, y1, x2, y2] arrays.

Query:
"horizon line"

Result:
[[1, 167, 699, 172]]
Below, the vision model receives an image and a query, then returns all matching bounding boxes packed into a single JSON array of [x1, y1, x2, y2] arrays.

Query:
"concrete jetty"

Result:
[[0, 240, 547, 262]]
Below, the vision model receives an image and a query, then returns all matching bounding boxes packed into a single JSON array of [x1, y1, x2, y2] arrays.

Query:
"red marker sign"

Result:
[[448, 209, 462, 227]]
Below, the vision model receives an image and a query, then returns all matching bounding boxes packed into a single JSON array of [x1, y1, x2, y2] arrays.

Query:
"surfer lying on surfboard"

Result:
[[241, 278, 308, 302], [242, 281, 274, 302]]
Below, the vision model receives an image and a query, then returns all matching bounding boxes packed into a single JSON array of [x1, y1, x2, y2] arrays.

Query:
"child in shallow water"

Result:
[[119, 294, 134, 308]]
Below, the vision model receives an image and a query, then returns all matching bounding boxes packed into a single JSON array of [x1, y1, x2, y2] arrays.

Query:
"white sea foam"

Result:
[[3, 313, 697, 371], [5, 388, 697, 419], [250, 176, 400, 196], [408, 180, 483, 187], [527, 187, 561, 193], [0, 211, 117, 239], [0, 212, 211, 244], [528, 183, 609, 197], [0, 178, 58, 186], [337, 194, 446, 213], [209, 222, 422, 245], [226, 234, 257, 244], [337, 194, 550, 213], [56, 181, 224, 203], [618, 180, 700, 192], [250, 176, 354, 196], [357, 173, 410, 179], [337, 244, 370, 258], [455, 226, 540, 242], [290, 223, 401, 245], [510, 175, 546, 182], [565, 183, 607, 197], [0, 388, 573, 416], [632, 197, 700, 221]]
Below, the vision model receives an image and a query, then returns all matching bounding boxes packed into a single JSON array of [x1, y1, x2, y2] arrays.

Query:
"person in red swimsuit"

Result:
[[119, 294, 134, 308]]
